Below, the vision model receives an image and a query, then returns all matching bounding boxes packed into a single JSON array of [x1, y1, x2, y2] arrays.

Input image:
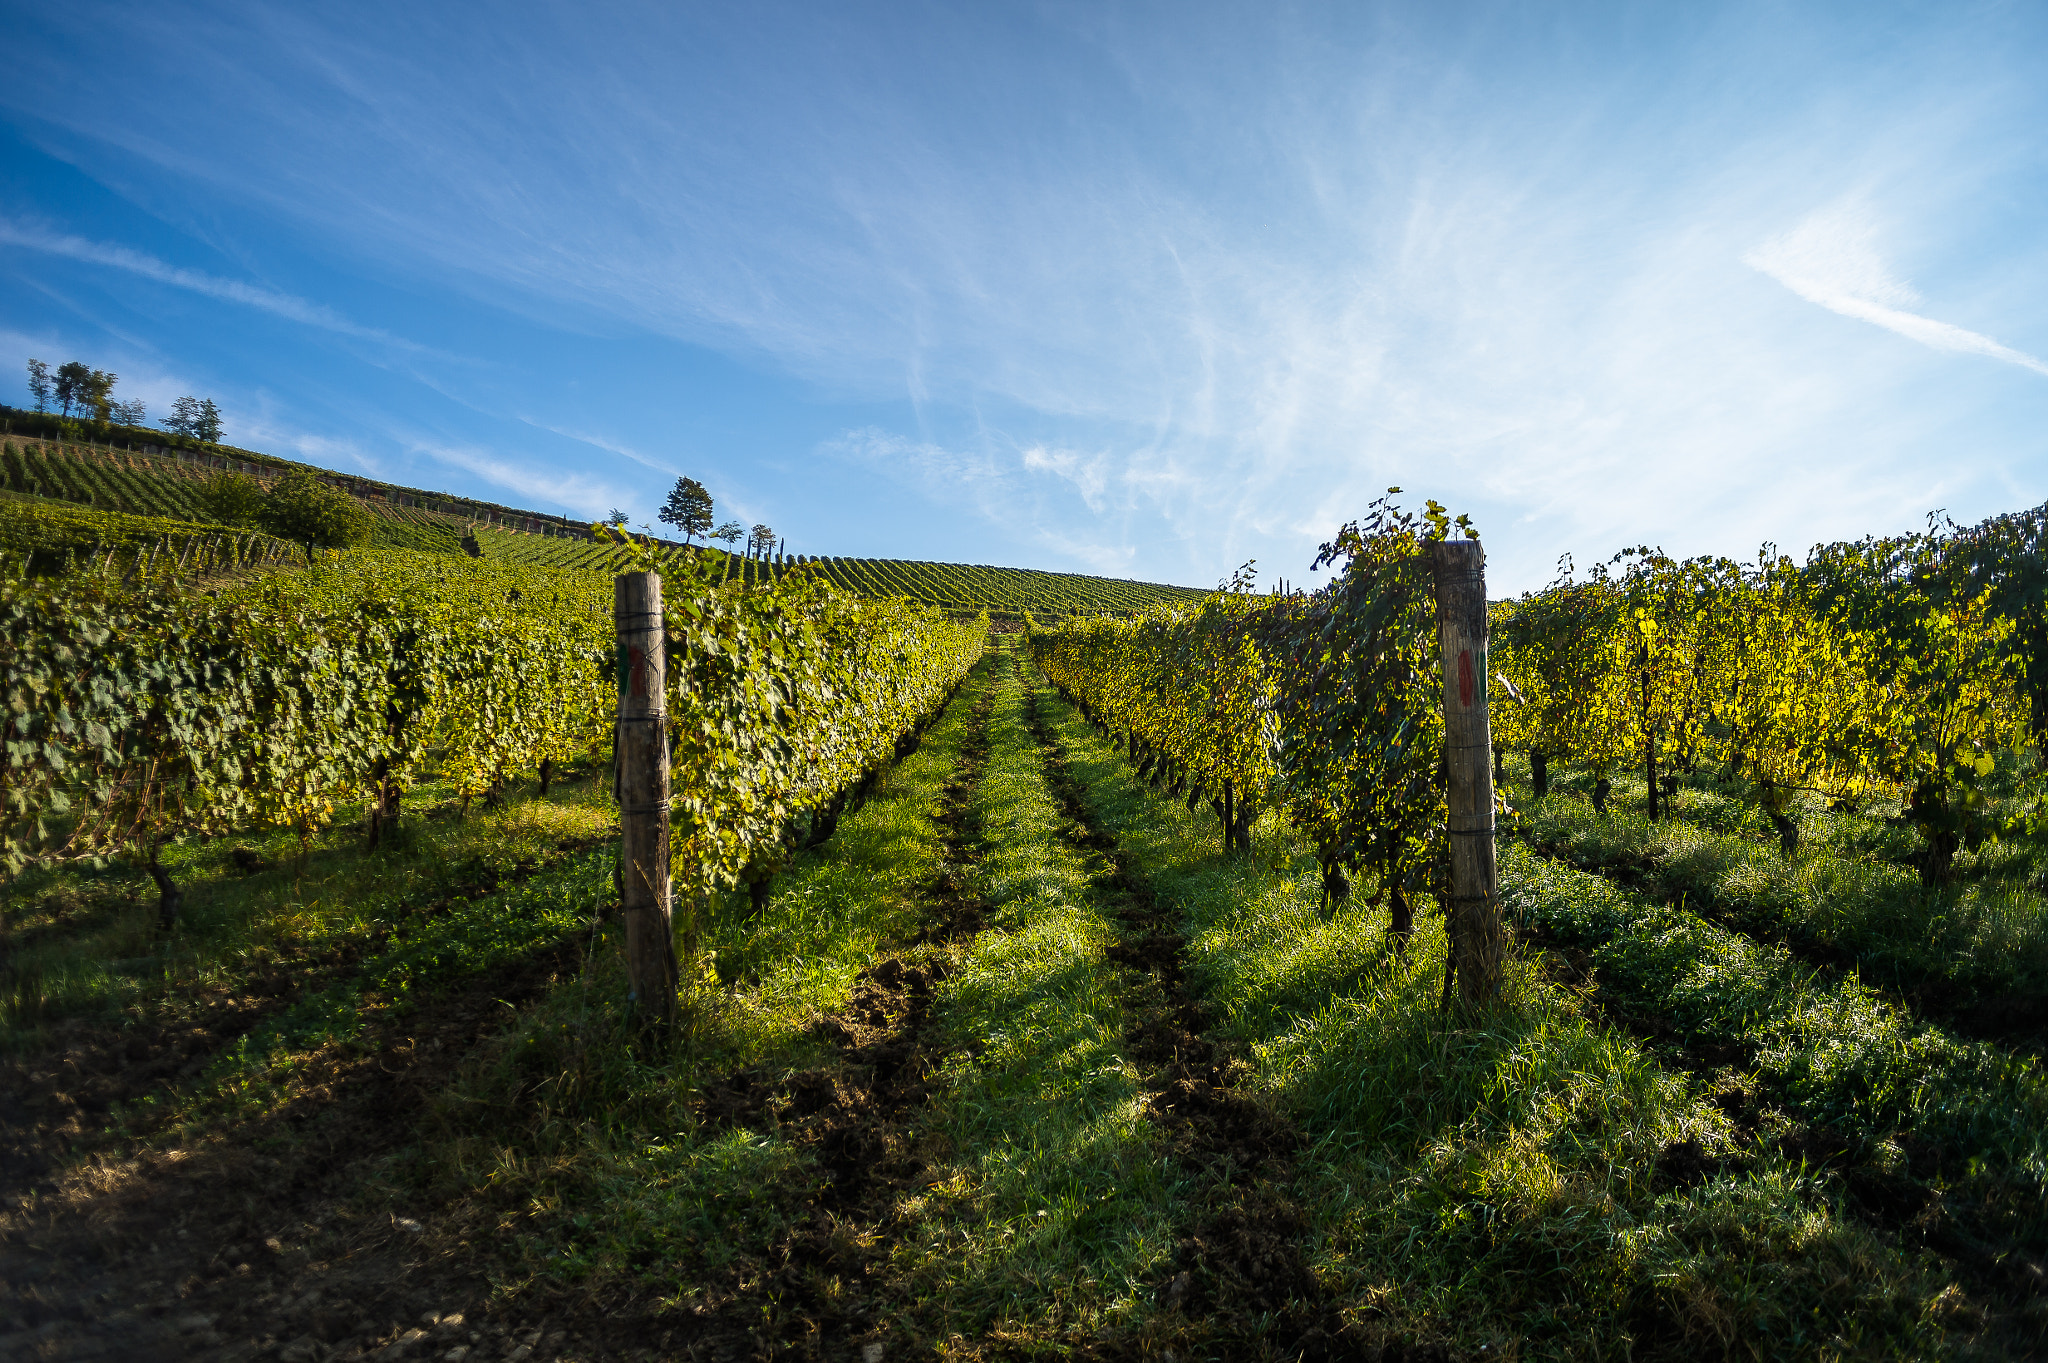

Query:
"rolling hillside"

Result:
[[469, 527, 1206, 617], [0, 415, 1206, 615]]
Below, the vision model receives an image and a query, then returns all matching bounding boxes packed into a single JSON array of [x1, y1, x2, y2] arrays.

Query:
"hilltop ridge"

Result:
[[0, 405, 1206, 616]]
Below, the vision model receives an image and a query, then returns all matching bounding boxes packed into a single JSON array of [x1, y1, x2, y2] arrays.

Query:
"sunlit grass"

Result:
[[1512, 773, 2048, 1004], [887, 647, 1174, 1339], [1037, 680, 1962, 1358], [415, 652, 1003, 1299]]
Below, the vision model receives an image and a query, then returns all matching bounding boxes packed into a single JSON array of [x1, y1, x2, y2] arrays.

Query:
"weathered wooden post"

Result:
[[1430, 539, 1505, 1007], [615, 571, 680, 1027]]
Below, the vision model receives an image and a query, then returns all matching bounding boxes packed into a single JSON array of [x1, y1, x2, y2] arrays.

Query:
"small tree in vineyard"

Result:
[[264, 470, 372, 562]]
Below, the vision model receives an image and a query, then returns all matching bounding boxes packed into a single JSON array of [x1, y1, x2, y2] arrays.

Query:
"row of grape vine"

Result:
[[1490, 508, 2048, 884], [2, 548, 985, 932]]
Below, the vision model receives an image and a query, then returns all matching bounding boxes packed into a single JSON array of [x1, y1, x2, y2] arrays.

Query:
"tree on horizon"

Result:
[[659, 476, 714, 546], [166, 396, 224, 442], [54, 362, 116, 422], [749, 523, 776, 557], [25, 360, 52, 413]]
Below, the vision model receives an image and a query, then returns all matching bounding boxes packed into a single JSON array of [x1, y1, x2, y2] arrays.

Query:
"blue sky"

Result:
[[2, 1, 2044, 593]]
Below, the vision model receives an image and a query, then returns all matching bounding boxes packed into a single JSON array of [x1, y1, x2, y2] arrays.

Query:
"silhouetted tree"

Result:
[[166, 396, 223, 442], [749, 523, 776, 556], [25, 360, 52, 413], [54, 362, 113, 420], [659, 476, 714, 546]]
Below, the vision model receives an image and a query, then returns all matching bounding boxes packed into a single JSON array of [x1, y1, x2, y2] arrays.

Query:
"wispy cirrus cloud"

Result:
[[1745, 205, 2048, 379], [0, 217, 428, 352], [826, 426, 1141, 572], [4, 4, 2045, 591], [1020, 444, 1113, 512], [417, 442, 624, 520], [513, 415, 679, 478]]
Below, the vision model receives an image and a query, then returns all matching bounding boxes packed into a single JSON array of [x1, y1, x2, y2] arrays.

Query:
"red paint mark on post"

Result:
[[1458, 649, 1474, 708], [629, 645, 649, 699]]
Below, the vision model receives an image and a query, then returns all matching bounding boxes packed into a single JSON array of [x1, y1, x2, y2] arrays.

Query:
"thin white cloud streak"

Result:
[[513, 416, 680, 478], [233, 416, 386, 477], [0, 218, 427, 352], [1020, 445, 1111, 512], [1745, 207, 2048, 379], [418, 443, 624, 520]]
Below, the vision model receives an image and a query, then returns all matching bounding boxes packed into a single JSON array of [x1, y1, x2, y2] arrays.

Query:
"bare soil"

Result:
[[0, 939, 596, 1361]]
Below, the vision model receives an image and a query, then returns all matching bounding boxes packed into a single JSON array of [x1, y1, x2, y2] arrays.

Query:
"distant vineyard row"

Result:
[[0, 427, 1208, 616], [0, 439, 465, 554], [473, 528, 1208, 617], [1, 404, 594, 536]]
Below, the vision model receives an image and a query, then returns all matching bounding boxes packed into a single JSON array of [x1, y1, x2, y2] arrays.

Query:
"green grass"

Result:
[[16, 636, 2041, 1356], [1501, 840, 2048, 1252], [1, 763, 615, 1053], [415, 653, 1002, 1293], [885, 646, 1174, 1340], [1515, 788, 2048, 1008], [1035, 680, 1974, 1358], [416, 644, 1181, 1342]]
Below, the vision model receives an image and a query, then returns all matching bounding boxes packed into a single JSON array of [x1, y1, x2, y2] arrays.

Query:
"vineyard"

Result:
[[470, 526, 1207, 618], [0, 425, 1210, 617], [6, 492, 2048, 1360]]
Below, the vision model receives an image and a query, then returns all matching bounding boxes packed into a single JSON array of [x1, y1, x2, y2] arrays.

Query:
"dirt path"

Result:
[[666, 663, 1000, 1360], [1024, 677, 1384, 1361]]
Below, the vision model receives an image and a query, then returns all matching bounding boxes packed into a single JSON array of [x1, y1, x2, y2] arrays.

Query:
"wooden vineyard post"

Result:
[[615, 571, 680, 1027], [1429, 539, 1506, 1007]]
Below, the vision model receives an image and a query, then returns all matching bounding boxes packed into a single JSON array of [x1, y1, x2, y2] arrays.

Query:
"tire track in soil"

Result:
[[1024, 681, 1405, 1363], [673, 666, 1000, 1362]]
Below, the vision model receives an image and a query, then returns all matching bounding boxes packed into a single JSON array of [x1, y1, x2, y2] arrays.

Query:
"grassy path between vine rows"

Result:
[[1509, 793, 2048, 1056], [1503, 761, 2048, 1054], [1024, 669, 1368, 1355], [1497, 762, 2048, 1339], [1031, 671, 2020, 1359]]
